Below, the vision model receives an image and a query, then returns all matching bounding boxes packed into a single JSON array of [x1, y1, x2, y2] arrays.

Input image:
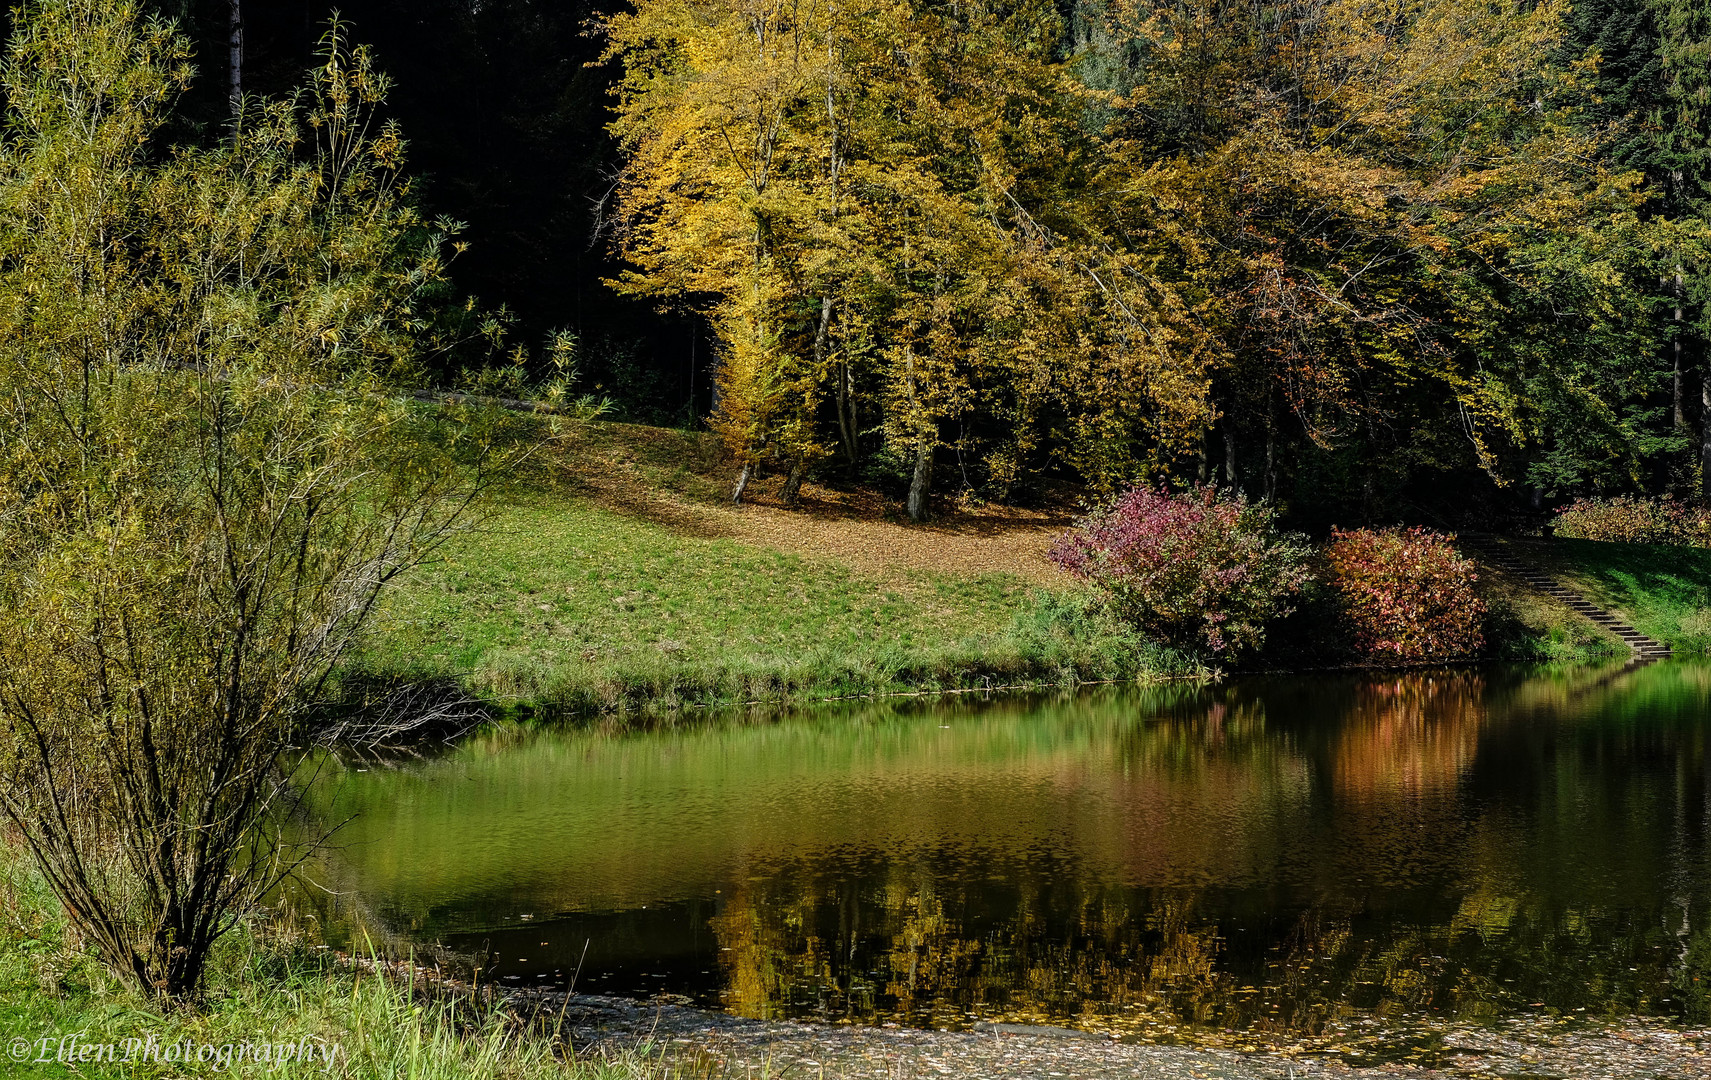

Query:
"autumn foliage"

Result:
[[1049, 486, 1310, 658], [1552, 496, 1711, 547], [1322, 528, 1485, 660], [598, 0, 1696, 522]]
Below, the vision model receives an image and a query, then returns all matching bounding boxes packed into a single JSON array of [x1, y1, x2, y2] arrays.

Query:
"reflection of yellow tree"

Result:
[[879, 878, 989, 1022], [688, 690, 1380, 1037], [702, 866, 1583, 1046], [706, 873, 1419, 1038], [709, 880, 834, 1019]]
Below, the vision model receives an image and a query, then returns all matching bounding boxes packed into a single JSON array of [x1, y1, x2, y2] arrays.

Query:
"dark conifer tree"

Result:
[[1567, 0, 1710, 494]]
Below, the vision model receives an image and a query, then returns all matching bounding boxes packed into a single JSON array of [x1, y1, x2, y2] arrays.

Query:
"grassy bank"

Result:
[[1535, 537, 1711, 653], [0, 846, 682, 1080], [343, 419, 1711, 712], [346, 421, 1189, 714], [1477, 537, 1711, 659], [1475, 551, 1628, 661]]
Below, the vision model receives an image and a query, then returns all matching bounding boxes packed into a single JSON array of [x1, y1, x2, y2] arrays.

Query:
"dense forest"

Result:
[[142, 0, 1711, 526]]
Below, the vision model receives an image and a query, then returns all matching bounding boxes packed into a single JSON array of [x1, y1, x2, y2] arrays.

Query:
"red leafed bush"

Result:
[[1048, 484, 1310, 657], [1552, 495, 1711, 547], [1323, 527, 1485, 659]]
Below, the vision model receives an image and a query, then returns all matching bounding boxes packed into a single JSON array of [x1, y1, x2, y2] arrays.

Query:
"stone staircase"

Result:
[[1462, 534, 1671, 657]]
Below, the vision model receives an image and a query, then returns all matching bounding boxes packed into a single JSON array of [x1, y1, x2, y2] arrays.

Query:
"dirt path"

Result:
[[595, 480, 1069, 584], [550, 424, 1075, 585]]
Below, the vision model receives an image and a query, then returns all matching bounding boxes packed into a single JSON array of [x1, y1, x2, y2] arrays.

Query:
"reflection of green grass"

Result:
[[303, 684, 1284, 921], [349, 492, 1180, 714]]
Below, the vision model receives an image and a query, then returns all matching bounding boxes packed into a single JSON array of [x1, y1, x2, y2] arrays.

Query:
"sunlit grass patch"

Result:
[[0, 847, 720, 1080], [348, 491, 1177, 714], [1475, 554, 1626, 661], [1530, 538, 1711, 653]]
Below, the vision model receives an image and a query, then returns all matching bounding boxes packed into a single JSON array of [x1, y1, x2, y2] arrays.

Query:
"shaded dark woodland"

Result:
[[161, 0, 710, 425]]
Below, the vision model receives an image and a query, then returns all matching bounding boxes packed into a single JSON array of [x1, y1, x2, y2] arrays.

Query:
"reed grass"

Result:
[[0, 846, 740, 1079]]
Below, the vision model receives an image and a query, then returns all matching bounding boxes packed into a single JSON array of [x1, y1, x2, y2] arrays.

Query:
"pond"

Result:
[[302, 660, 1711, 1047]]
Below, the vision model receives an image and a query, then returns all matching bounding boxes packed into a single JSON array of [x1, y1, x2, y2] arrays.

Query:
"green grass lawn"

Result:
[[1534, 538, 1711, 653], [348, 491, 1176, 714]]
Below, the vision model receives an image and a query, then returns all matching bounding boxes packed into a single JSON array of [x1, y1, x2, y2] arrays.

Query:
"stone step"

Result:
[[1463, 534, 1671, 656]]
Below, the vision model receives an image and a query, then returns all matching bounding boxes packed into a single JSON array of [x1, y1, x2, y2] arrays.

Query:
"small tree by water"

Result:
[[0, 0, 509, 1000]]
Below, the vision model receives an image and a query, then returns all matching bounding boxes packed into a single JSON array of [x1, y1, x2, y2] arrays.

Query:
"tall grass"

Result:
[[0, 845, 718, 1079]]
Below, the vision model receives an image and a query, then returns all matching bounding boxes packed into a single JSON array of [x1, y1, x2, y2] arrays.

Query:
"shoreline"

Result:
[[560, 1000, 1707, 1080], [345, 648, 1671, 734], [523, 985, 1711, 1079], [339, 955, 1711, 1079]]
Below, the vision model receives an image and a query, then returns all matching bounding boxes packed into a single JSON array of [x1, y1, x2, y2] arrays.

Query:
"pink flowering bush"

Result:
[[1552, 495, 1711, 547], [1048, 485, 1311, 657], [1322, 527, 1484, 659]]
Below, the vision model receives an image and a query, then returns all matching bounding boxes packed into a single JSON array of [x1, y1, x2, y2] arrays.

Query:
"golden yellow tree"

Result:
[[606, 0, 1217, 516], [603, 0, 845, 502]]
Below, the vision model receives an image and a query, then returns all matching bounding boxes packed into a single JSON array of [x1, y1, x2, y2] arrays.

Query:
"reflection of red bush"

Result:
[[1048, 484, 1310, 657], [1324, 527, 1484, 659]]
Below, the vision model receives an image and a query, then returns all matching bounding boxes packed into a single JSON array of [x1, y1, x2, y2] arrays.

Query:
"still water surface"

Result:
[[306, 661, 1711, 1041]]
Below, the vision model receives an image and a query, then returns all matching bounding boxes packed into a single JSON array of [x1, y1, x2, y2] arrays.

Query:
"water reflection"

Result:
[[301, 661, 1711, 1043]]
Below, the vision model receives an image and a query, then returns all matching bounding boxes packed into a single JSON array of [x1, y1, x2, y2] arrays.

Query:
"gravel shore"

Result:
[[540, 993, 1711, 1079]]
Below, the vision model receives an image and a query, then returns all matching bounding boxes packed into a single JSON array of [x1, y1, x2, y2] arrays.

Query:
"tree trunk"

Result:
[[1196, 430, 1209, 483], [732, 460, 753, 505], [835, 362, 857, 467], [780, 457, 805, 507], [816, 295, 857, 468], [1701, 366, 1711, 505], [1675, 267, 1687, 429], [1264, 421, 1276, 502], [1223, 428, 1237, 489], [1674, 348, 1685, 430], [907, 440, 932, 522], [227, 0, 244, 118]]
